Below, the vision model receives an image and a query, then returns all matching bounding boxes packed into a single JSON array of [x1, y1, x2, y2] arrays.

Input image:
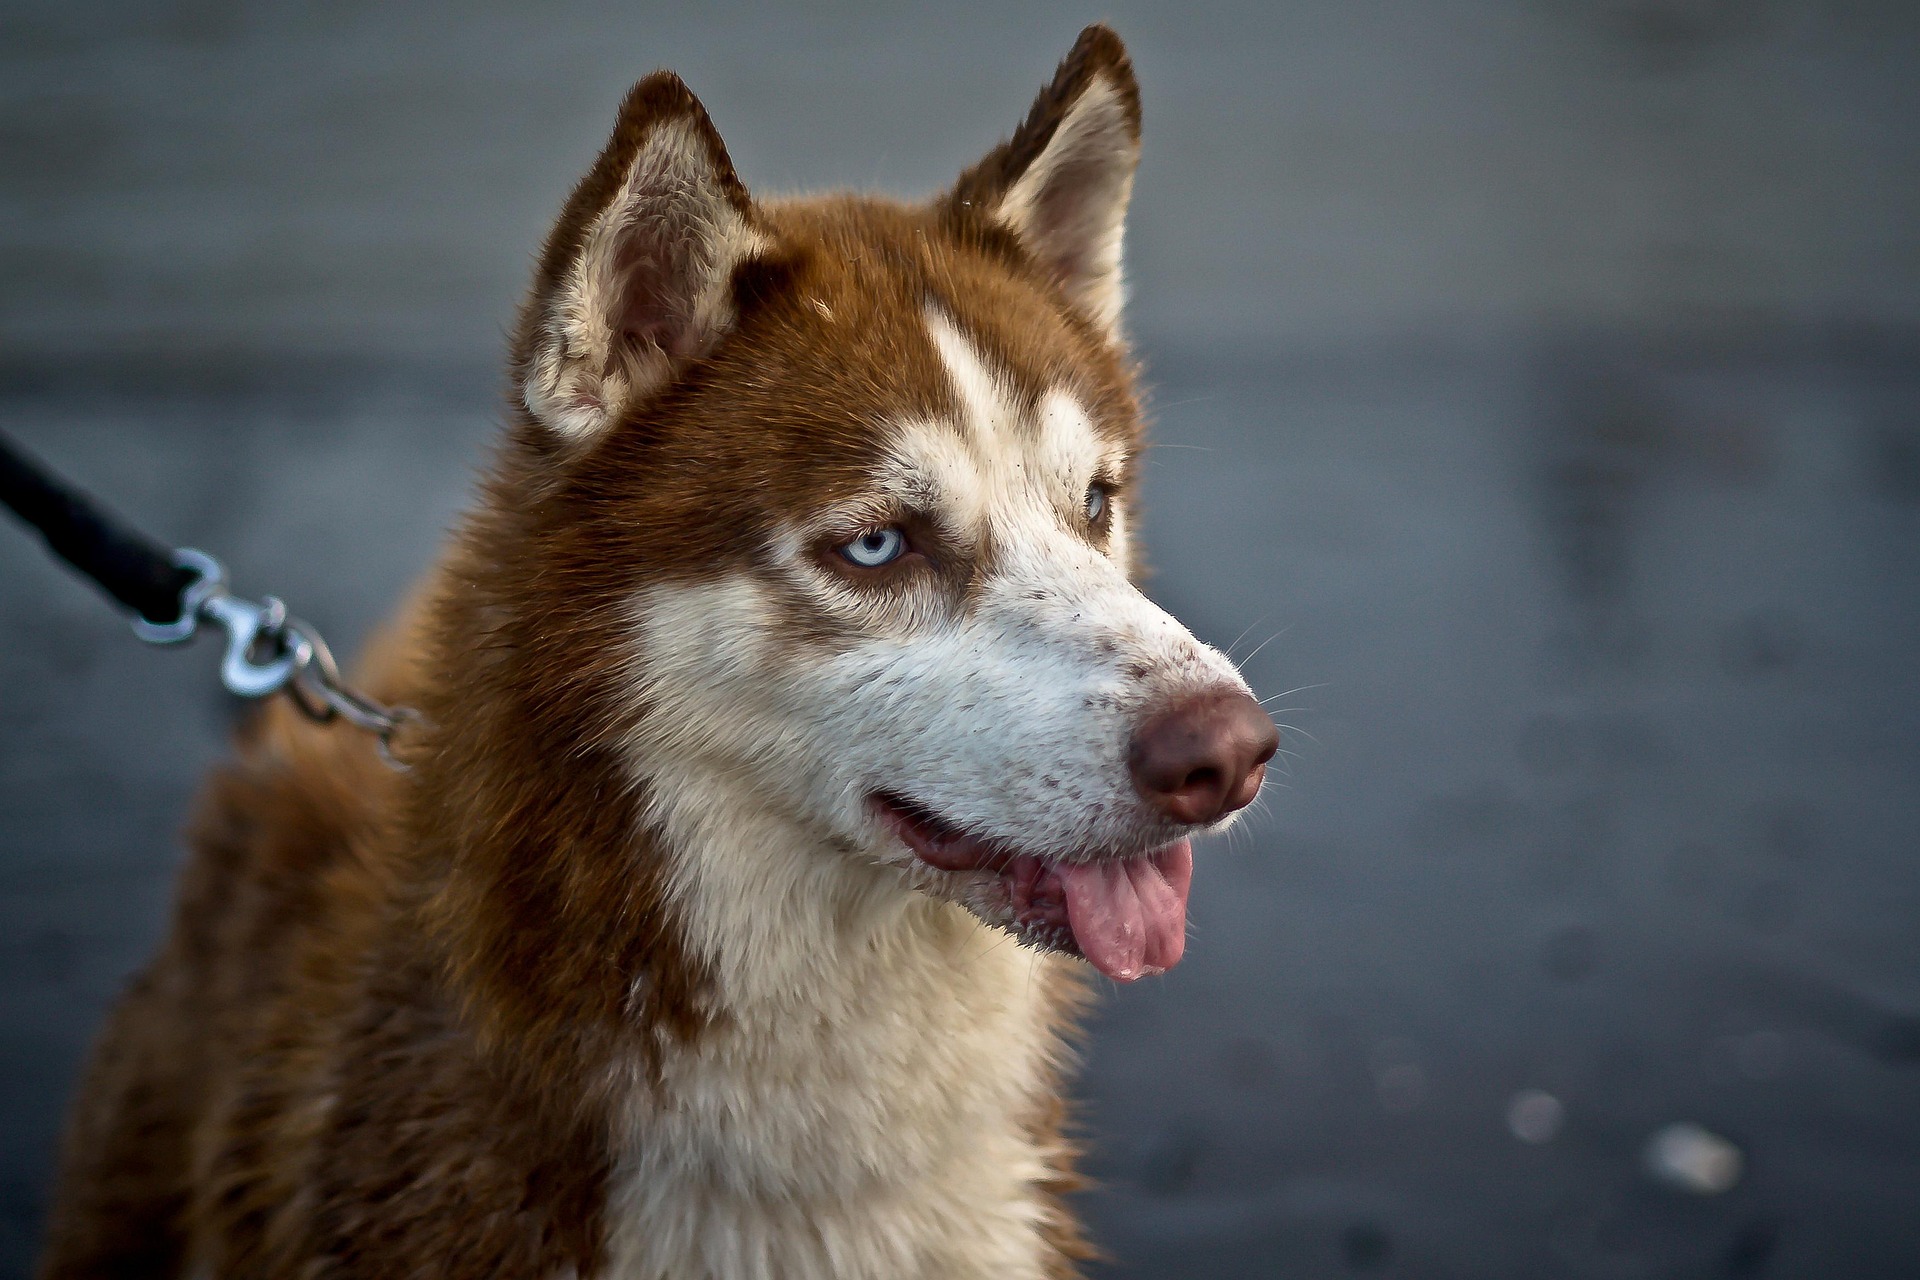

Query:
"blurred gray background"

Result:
[[2, 2, 1916, 1276]]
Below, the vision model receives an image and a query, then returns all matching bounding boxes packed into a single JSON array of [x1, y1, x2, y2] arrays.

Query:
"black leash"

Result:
[[0, 427, 415, 766], [0, 426, 198, 626]]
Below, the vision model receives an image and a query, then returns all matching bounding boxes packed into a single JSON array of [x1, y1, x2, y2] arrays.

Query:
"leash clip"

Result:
[[130, 547, 415, 768], [130, 549, 301, 697]]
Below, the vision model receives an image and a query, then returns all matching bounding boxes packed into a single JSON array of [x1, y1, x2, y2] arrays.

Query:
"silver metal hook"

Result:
[[201, 593, 306, 699], [126, 547, 419, 769]]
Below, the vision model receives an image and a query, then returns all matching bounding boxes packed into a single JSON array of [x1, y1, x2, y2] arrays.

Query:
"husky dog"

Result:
[[40, 26, 1276, 1279]]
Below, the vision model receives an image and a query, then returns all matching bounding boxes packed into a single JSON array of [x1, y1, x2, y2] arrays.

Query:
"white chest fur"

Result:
[[598, 799, 1071, 1280]]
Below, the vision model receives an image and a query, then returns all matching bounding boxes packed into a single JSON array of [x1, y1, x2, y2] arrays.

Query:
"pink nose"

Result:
[[1128, 690, 1279, 825]]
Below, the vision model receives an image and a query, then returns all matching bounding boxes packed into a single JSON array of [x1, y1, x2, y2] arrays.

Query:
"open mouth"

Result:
[[873, 795, 1192, 982]]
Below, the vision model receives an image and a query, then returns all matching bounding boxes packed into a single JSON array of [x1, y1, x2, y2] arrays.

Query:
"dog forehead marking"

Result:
[[926, 309, 1009, 447], [887, 308, 1110, 541]]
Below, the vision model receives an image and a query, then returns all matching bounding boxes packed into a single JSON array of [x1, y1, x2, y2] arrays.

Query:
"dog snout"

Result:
[[1127, 690, 1279, 825]]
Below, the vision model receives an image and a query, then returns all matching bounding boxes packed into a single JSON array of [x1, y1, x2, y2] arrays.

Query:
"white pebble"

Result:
[[1644, 1121, 1744, 1194], [1506, 1089, 1565, 1144]]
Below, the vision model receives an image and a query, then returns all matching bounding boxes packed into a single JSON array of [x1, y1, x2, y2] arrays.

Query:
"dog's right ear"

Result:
[[517, 73, 769, 443]]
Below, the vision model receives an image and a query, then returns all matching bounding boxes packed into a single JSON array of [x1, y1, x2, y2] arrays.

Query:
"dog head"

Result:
[[500, 26, 1275, 983]]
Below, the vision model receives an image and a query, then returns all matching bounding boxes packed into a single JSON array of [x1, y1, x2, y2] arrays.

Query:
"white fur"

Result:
[[598, 311, 1247, 1278], [606, 775, 1065, 1280]]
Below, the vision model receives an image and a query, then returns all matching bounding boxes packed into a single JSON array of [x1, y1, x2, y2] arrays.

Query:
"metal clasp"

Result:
[[202, 591, 306, 698], [130, 548, 302, 698], [128, 547, 416, 768]]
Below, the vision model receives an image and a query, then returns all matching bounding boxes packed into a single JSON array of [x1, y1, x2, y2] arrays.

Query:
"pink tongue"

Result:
[[1057, 841, 1193, 982]]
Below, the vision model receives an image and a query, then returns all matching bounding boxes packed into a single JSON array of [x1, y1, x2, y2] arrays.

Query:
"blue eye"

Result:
[[840, 526, 908, 568], [1085, 484, 1109, 523]]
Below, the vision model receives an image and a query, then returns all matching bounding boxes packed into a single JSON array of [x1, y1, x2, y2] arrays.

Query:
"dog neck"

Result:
[[600, 767, 1076, 1280]]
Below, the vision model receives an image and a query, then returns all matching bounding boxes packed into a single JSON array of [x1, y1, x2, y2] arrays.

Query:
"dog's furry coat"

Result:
[[39, 26, 1267, 1279]]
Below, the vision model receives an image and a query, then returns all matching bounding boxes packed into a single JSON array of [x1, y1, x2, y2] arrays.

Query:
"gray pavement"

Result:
[[3, 3, 1917, 1276]]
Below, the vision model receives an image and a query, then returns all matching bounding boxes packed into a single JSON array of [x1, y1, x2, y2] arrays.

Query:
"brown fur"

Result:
[[41, 26, 1144, 1278]]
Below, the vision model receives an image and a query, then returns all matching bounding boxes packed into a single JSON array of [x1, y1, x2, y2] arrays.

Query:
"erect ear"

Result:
[[943, 25, 1141, 339], [518, 73, 769, 442]]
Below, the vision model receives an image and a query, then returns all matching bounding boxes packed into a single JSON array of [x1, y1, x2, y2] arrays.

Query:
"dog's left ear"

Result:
[[518, 73, 769, 443], [943, 25, 1142, 339]]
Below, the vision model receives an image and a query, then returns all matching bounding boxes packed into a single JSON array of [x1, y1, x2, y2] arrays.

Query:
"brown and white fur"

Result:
[[38, 27, 1276, 1280]]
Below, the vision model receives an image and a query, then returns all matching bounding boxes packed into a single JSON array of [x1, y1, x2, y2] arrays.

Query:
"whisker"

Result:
[[1148, 392, 1221, 412], [1260, 682, 1329, 705], [1274, 722, 1319, 746], [953, 925, 1015, 975], [1222, 610, 1277, 662], [1238, 625, 1294, 668]]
